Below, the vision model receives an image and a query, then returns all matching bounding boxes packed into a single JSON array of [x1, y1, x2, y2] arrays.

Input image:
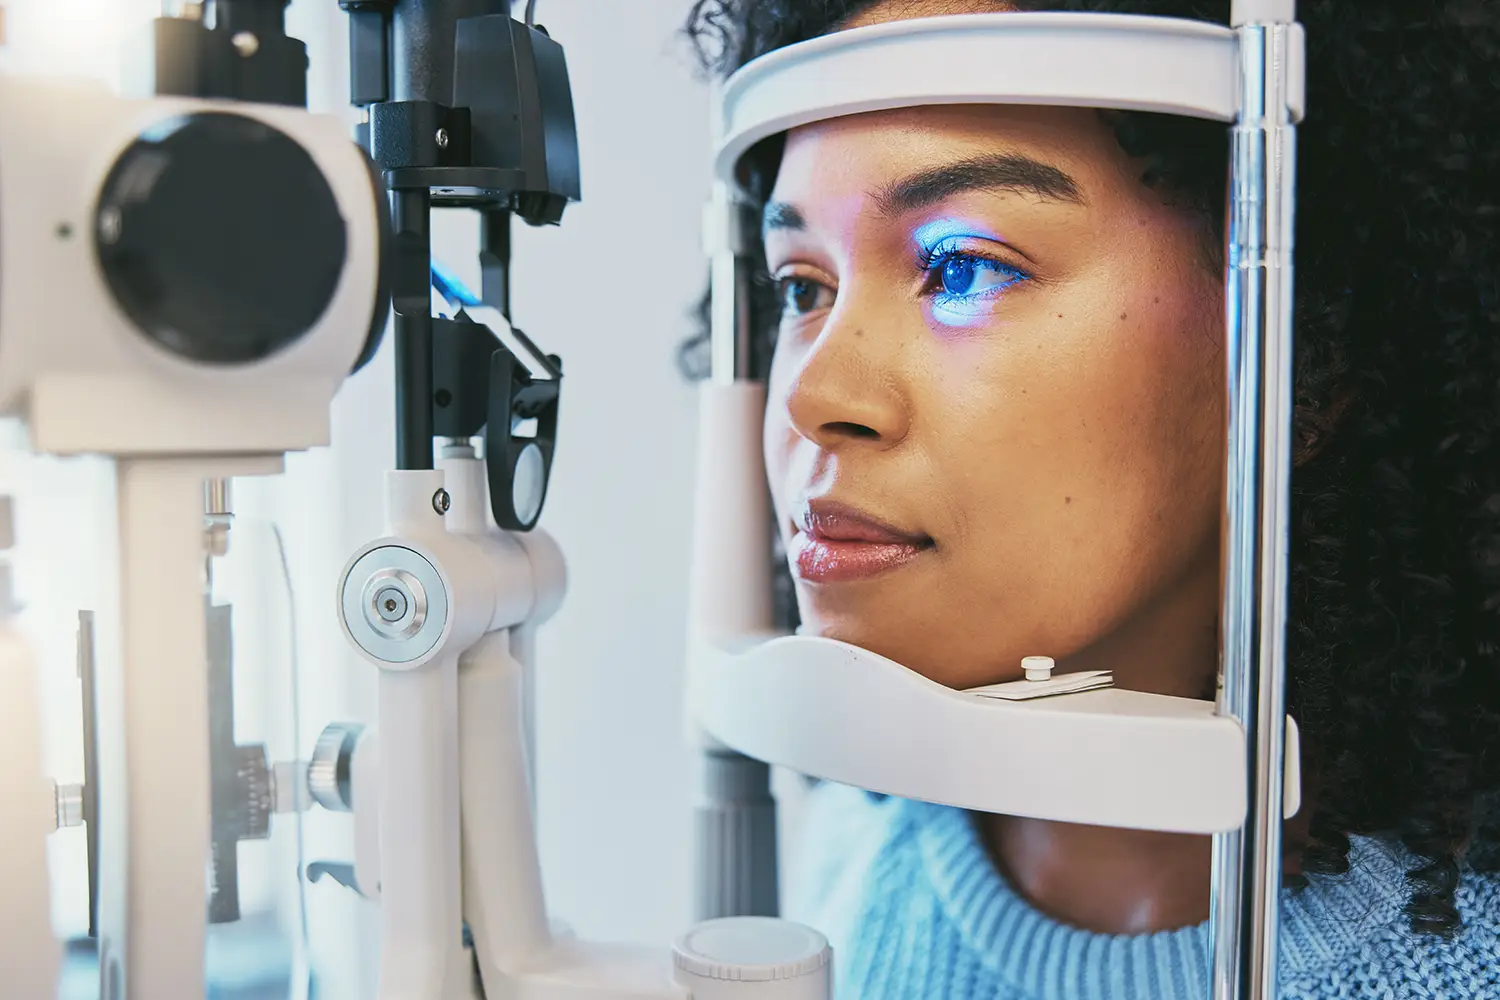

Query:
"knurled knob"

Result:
[[673, 917, 831, 1000], [308, 722, 364, 813]]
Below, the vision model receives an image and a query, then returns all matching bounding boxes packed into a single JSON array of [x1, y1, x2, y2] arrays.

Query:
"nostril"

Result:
[[826, 421, 880, 439]]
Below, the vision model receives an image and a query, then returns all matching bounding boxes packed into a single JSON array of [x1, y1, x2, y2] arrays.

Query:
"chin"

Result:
[[794, 604, 1019, 691]]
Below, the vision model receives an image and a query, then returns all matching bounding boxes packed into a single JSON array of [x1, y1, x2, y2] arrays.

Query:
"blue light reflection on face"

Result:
[[913, 218, 1030, 329]]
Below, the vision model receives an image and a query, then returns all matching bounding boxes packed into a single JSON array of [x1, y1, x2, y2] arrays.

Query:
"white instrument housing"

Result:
[[0, 76, 386, 458]]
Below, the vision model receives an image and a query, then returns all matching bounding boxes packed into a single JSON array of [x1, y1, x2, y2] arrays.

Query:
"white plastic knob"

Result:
[[673, 917, 831, 1000], [1022, 656, 1054, 682]]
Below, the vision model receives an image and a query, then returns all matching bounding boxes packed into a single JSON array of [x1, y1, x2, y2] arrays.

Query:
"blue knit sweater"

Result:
[[784, 783, 1500, 999]]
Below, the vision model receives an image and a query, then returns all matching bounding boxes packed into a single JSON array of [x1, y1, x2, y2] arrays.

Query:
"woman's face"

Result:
[[763, 95, 1226, 696]]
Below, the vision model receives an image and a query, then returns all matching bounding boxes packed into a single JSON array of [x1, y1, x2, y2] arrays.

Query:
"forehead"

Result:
[[838, 0, 1021, 30], [770, 104, 1129, 206]]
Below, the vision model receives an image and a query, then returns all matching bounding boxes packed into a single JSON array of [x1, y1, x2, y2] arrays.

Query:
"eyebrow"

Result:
[[762, 152, 1085, 239], [763, 201, 806, 233], [875, 153, 1085, 216]]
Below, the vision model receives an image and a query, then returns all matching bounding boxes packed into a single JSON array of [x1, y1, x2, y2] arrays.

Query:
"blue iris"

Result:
[[912, 222, 1030, 328], [927, 247, 1028, 325]]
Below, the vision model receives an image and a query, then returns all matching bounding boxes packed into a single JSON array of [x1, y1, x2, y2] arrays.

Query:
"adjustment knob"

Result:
[[308, 722, 364, 813], [95, 111, 347, 364], [673, 917, 831, 1000]]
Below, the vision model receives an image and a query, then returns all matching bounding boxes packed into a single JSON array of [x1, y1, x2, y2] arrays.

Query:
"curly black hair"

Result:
[[679, 0, 1500, 934]]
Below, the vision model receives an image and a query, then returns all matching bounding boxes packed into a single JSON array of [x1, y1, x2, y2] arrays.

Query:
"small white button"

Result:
[[1022, 656, 1054, 682]]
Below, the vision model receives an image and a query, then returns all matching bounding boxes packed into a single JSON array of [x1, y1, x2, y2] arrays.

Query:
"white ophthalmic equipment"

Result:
[[0, 1, 1304, 999]]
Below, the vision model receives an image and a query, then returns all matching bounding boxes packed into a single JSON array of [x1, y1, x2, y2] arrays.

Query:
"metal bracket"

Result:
[[206, 600, 274, 925]]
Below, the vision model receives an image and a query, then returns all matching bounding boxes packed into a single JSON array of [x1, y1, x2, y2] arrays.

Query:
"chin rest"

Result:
[[690, 633, 1300, 835]]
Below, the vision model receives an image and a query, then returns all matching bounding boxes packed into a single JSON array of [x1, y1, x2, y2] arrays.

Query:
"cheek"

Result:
[[761, 338, 800, 515], [926, 272, 1223, 578]]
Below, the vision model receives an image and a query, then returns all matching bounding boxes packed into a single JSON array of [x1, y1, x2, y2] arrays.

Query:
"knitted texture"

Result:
[[785, 784, 1500, 1000]]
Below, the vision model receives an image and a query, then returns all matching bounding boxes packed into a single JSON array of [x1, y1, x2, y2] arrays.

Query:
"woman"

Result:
[[681, 1, 1500, 997]]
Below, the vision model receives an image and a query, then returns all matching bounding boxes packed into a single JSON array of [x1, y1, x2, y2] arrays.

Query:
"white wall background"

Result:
[[2, 1, 758, 995]]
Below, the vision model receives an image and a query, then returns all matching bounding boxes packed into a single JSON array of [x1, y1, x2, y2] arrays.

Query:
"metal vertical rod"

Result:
[[707, 182, 755, 384], [205, 601, 242, 925], [204, 478, 231, 517], [695, 750, 779, 920], [78, 611, 101, 939], [1210, 8, 1299, 1000], [393, 188, 435, 470]]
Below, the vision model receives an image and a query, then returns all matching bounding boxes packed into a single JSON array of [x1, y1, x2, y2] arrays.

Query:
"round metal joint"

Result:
[[435, 128, 450, 149], [341, 546, 449, 666], [361, 568, 426, 640], [432, 488, 451, 515]]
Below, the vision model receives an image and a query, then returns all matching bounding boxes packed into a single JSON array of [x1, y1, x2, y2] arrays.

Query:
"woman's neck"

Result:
[[980, 810, 1313, 935], [981, 815, 1214, 934]]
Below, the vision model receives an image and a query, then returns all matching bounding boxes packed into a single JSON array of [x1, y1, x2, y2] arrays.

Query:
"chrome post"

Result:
[[1211, 3, 1300, 999]]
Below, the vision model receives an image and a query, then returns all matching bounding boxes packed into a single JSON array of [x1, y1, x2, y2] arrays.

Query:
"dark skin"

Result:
[[762, 0, 1310, 935]]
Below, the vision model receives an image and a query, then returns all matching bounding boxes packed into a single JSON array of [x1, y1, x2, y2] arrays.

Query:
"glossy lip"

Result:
[[790, 499, 933, 584]]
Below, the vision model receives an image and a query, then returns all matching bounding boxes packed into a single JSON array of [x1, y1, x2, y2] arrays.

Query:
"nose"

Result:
[[783, 299, 911, 452]]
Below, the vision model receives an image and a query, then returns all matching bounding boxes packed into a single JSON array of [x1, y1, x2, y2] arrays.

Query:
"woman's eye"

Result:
[[917, 247, 1031, 327], [932, 253, 1027, 300], [777, 276, 835, 318]]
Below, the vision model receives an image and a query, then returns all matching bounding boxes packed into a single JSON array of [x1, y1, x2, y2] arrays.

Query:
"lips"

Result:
[[790, 500, 932, 583]]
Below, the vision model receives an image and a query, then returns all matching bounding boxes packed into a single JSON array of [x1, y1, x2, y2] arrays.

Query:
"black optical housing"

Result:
[[339, 0, 580, 532], [341, 0, 580, 223], [134, 0, 309, 108]]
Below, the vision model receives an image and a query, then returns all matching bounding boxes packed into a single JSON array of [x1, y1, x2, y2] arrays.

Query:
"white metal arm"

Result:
[[338, 454, 694, 999], [336, 446, 836, 999], [339, 465, 515, 999], [97, 455, 282, 999]]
